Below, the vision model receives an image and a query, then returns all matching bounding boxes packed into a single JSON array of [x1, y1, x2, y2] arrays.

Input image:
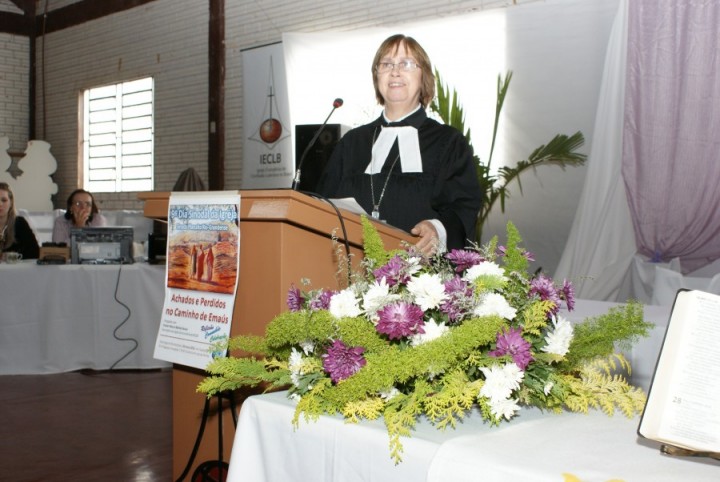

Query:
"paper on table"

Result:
[[327, 198, 369, 216]]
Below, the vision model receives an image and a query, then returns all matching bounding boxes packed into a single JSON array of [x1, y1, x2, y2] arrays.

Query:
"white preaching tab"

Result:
[[365, 126, 423, 174]]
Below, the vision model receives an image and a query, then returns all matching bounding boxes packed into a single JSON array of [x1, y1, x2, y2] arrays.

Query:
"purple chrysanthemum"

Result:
[[489, 327, 534, 370], [376, 301, 425, 340], [561, 279, 575, 312], [309, 289, 334, 310], [373, 255, 410, 287], [529, 274, 561, 316], [322, 339, 367, 383], [287, 285, 304, 311], [444, 276, 472, 296], [445, 249, 484, 273], [440, 276, 473, 322]]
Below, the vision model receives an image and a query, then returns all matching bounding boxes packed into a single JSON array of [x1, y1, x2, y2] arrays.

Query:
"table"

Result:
[[0, 261, 170, 374], [226, 300, 720, 481], [229, 392, 720, 482]]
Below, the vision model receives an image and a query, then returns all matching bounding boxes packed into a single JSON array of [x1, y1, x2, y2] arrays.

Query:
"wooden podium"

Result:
[[139, 189, 415, 479]]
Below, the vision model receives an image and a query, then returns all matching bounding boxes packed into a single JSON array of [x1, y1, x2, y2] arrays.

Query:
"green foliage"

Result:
[[519, 300, 555, 337], [342, 397, 386, 423], [558, 356, 647, 417], [227, 335, 269, 355], [361, 215, 392, 267], [422, 370, 482, 429], [430, 70, 587, 242], [501, 221, 529, 275], [198, 356, 290, 396], [316, 315, 506, 410], [561, 301, 651, 370]]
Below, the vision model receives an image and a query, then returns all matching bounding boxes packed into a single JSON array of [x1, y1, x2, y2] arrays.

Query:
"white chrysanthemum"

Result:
[[410, 318, 449, 346], [379, 387, 400, 401], [542, 315, 574, 356], [362, 277, 400, 319], [479, 363, 524, 401], [406, 256, 423, 276], [543, 381, 554, 395], [406, 273, 447, 311], [473, 292, 517, 320], [329, 288, 362, 318], [299, 340, 315, 355], [488, 397, 521, 420], [462, 261, 506, 282], [288, 347, 303, 386]]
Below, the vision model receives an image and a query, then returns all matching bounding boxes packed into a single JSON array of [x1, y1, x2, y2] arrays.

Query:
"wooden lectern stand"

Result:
[[139, 189, 415, 480]]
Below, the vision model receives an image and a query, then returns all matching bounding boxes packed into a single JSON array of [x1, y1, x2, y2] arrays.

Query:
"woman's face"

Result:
[[71, 192, 93, 220], [376, 42, 422, 116], [0, 189, 11, 219]]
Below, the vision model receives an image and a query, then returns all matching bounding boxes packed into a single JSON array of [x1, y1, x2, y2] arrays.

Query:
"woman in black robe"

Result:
[[317, 34, 481, 254]]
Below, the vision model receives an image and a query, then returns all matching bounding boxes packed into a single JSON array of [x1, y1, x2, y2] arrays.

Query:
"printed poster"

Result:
[[153, 191, 241, 370]]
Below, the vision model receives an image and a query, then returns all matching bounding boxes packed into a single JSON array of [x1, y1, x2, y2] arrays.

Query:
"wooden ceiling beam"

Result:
[[208, 0, 225, 190], [35, 0, 158, 36], [8, 0, 33, 16], [0, 11, 32, 34]]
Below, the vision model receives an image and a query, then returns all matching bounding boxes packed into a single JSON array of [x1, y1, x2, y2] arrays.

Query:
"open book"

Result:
[[638, 289, 720, 456]]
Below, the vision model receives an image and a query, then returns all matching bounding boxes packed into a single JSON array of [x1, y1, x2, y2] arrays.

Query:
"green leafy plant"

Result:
[[430, 70, 587, 242]]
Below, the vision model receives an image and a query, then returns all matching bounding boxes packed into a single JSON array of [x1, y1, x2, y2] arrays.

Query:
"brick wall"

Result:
[[0, 33, 30, 156]]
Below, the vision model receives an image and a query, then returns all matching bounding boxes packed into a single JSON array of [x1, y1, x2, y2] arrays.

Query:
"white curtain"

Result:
[[554, 0, 636, 301]]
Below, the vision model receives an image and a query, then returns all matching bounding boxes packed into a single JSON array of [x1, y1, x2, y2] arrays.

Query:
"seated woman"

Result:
[[52, 189, 107, 245], [0, 182, 40, 259]]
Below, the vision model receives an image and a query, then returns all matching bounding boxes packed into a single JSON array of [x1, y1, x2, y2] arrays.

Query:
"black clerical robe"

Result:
[[316, 108, 481, 249]]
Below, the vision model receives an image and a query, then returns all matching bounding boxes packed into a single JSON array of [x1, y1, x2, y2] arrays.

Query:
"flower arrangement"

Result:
[[199, 218, 651, 463]]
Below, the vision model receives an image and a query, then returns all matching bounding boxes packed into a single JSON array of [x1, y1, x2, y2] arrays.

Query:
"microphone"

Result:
[[292, 98, 343, 191]]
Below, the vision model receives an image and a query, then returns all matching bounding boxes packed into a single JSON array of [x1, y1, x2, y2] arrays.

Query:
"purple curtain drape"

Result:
[[622, 0, 720, 273]]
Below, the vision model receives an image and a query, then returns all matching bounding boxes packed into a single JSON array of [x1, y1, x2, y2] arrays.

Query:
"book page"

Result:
[[639, 290, 720, 452]]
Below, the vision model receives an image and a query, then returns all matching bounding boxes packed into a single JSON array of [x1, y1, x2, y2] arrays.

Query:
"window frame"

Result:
[[81, 77, 155, 193]]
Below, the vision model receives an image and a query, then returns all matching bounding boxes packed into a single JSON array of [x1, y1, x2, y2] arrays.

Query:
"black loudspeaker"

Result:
[[294, 124, 344, 193]]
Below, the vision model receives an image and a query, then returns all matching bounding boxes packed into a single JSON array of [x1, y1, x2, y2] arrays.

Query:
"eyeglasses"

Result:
[[73, 201, 92, 208], [375, 60, 419, 73]]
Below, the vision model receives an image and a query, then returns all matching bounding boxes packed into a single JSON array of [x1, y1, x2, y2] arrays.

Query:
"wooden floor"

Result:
[[0, 368, 172, 482]]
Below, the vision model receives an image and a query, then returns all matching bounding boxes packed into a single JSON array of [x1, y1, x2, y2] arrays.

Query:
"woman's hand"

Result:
[[410, 220, 439, 256], [72, 206, 91, 227]]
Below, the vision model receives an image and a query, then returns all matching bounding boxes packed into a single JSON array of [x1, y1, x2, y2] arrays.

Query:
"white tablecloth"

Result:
[[228, 391, 445, 482], [0, 261, 170, 374], [621, 254, 720, 305], [226, 300, 720, 481], [229, 392, 720, 482]]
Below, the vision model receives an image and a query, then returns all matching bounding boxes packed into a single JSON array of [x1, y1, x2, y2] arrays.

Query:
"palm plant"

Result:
[[430, 70, 587, 242]]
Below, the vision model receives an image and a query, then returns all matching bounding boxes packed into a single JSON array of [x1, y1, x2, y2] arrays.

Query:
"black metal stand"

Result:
[[175, 390, 239, 482]]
